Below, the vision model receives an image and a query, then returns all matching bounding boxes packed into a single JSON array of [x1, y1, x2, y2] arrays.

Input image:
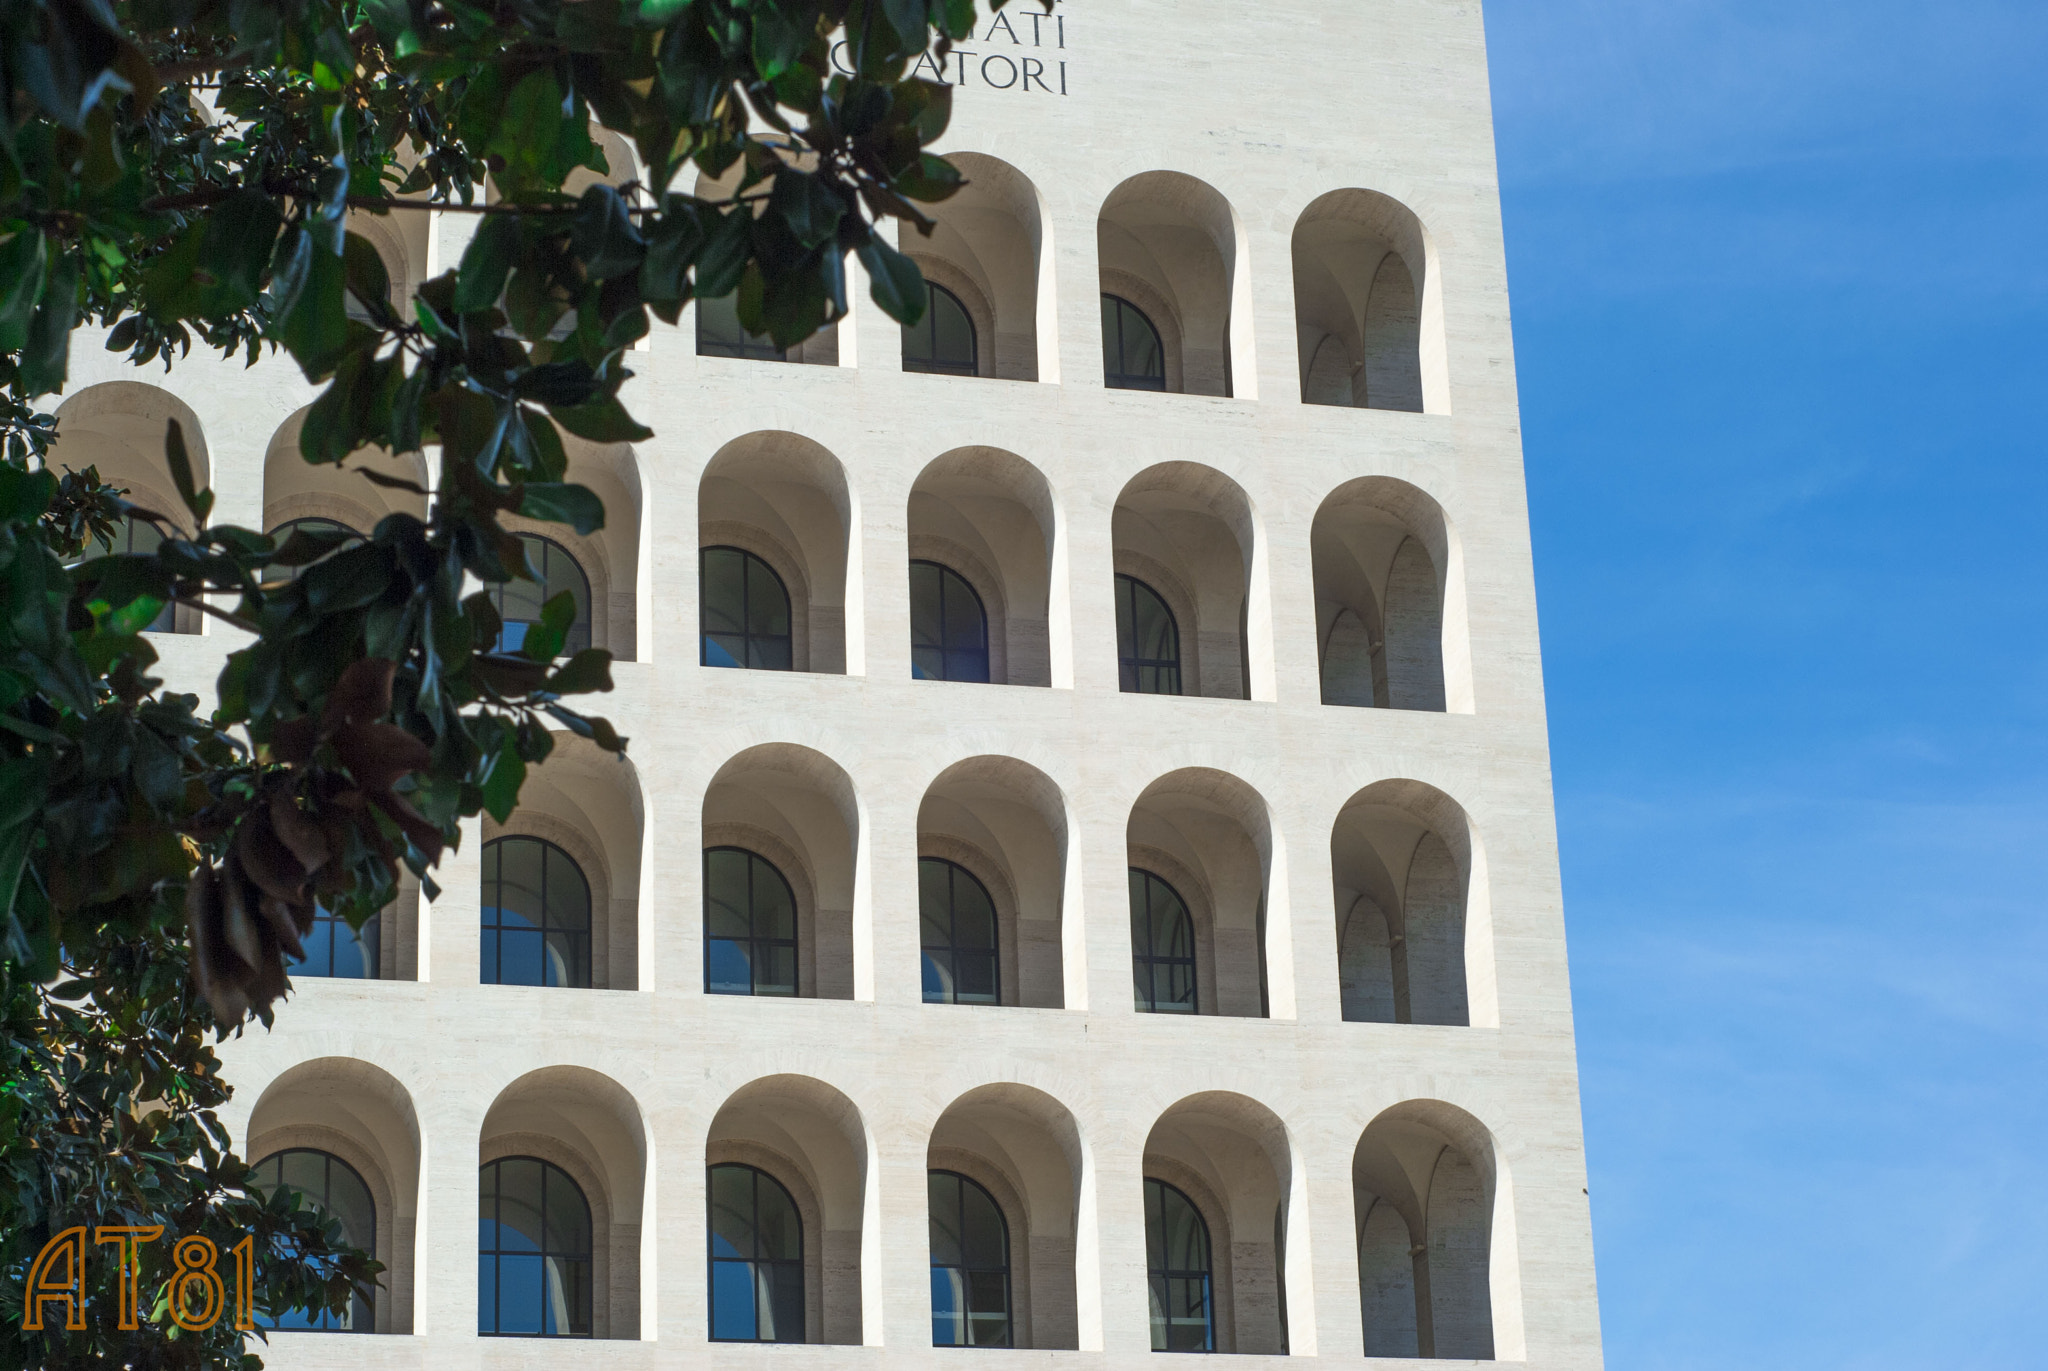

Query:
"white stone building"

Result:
[[48, 1, 1604, 1365]]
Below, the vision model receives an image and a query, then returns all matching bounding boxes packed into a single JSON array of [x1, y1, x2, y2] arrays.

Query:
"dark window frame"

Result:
[[1102, 293, 1168, 391], [478, 1155, 594, 1339], [928, 1169, 1014, 1348], [700, 544, 796, 672], [251, 1149, 377, 1333], [480, 836, 594, 989], [1130, 868, 1199, 1014], [1116, 573, 1183, 695], [292, 903, 381, 981], [1145, 1177, 1216, 1353], [704, 846, 800, 997], [919, 856, 1001, 1006], [910, 560, 992, 683], [489, 532, 593, 657], [903, 281, 979, 377], [708, 1163, 806, 1344]]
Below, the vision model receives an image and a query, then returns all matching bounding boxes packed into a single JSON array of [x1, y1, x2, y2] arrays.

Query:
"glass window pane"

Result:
[[756, 1175, 802, 1260], [760, 944, 797, 997], [928, 1172, 964, 1267], [952, 872, 996, 949], [702, 548, 747, 636], [706, 849, 752, 938], [710, 1260, 758, 1339], [495, 839, 545, 928], [544, 849, 591, 932], [960, 1180, 1006, 1268], [768, 1261, 805, 1340], [910, 563, 943, 650], [956, 953, 998, 1004], [494, 1159, 546, 1253], [746, 557, 790, 637], [710, 1165, 758, 1258], [942, 569, 983, 649], [931, 1266, 965, 1345], [544, 1167, 592, 1254]]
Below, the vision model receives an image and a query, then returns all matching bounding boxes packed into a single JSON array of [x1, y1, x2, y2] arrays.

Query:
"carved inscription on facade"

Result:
[[831, 3, 1072, 96]]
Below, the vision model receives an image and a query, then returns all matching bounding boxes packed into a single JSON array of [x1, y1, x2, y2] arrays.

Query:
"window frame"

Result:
[[480, 835, 594, 990], [1129, 868, 1199, 1015], [700, 544, 796, 672], [928, 1169, 1014, 1349], [903, 280, 979, 377], [478, 1155, 594, 1339], [919, 856, 1001, 1006], [696, 290, 789, 362], [292, 903, 382, 980], [489, 532, 593, 657], [1144, 1177, 1216, 1353], [251, 1148, 377, 1333], [707, 1162, 806, 1344], [1101, 293, 1167, 391], [703, 846, 800, 997], [910, 560, 992, 683], [1116, 573, 1183, 696]]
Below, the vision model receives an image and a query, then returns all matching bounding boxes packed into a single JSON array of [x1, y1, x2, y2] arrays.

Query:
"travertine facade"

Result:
[[48, 1, 1603, 1365]]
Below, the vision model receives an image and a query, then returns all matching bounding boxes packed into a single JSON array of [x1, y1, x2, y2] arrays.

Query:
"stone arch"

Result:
[[483, 731, 646, 991], [49, 382, 213, 633], [902, 152, 1051, 381], [342, 211, 423, 321], [262, 407, 429, 536], [1097, 171, 1251, 396], [246, 1058, 421, 1334], [1292, 189, 1447, 414], [1331, 780, 1489, 1029], [706, 1075, 871, 1344], [918, 756, 1070, 1009], [699, 431, 854, 675], [1311, 476, 1471, 714], [1127, 769, 1281, 1019], [703, 743, 861, 1000], [480, 1065, 651, 1340], [693, 164, 842, 366], [1143, 1091, 1299, 1355], [928, 1083, 1085, 1349], [907, 447, 1057, 688], [1352, 1100, 1514, 1360], [1112, 462, 1267, 701]]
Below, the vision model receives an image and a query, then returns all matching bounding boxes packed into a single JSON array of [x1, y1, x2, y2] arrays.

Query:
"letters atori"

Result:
[[23, 1227, 257, 1333], [831, 2, 1072, 96]]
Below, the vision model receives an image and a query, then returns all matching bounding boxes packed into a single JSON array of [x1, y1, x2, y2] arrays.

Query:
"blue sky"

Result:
[[1485, 2, 2048, 1366]]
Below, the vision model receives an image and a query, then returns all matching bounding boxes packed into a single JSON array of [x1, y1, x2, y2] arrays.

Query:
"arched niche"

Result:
[[1096, 171, 1249, 397], [483, 731, 646, 991], [246, 1058, 422, 1334], [1292, 189, 1446, 414], [49, 381, 212, 633], [927, 1083, 1085, 1349], [699, 431, 854, 675], [907, 447, 1057, 688], [693, 164, 843, 367], [1112, 462, 1262, 700], [1331, 780, 1490, 1029], [1311, 476, 1470, 714], [707, 1075, 871, 1344], [501, 434, 646, 660], [901, 153, 1051, 381], [1143, 1091, 1297, 1355], [917, 756, 1070, 1009], [343, 210, 428, 321], [1126, 768, 1280, 1019], [703, 743, 861, 1001], [1353, 1100, 1515, 1360], [262, 408, 429, 534], [481, 1065, 652, 1340]]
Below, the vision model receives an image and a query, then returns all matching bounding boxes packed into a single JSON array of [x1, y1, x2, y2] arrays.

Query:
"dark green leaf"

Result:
[[550, 395, 652, 444], [857, 235, 927, 325], [518, 482, 606, 535]]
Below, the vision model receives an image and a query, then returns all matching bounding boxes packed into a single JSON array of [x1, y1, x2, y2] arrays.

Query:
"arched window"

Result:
[[708, 1163, 804, 1343], [292, 903, 380, 980], [266, 516, 363, 582], [1101, 294, 1166, 391], [479, 1156, 593, 1338], [910, 561, 990, 683], [697, 291, 787, 361], [903, 281, 977, 376], [704, 846, 798, 997], [1116, 574, 1181, 695], [929, 1170, 1012, 1347], [701, 545, 794, 671], [490, 533, 592, 657], [920, 857, 999, 1006], [481, 837, 592, 988], [251, 1149, 376, 1332], [80, 515, 173, 631], [1129, 869, 1197, 1014], [1145, 1178, 1214, 1353]]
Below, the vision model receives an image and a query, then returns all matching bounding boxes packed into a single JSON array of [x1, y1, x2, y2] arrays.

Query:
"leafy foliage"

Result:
[[0, 0, 1020, 1362]]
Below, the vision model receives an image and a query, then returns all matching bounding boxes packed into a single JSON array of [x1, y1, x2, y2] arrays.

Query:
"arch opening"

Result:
[[1332, 780, 1485, 1029], [1097, 172, 1246, 396], [1291, 189, 1444, 414], [1112, 462, 1257, 700], [1127, 769, 1276, 1019], [700, 432, 853, 675], [1312, 477, 1465, 713], [917, 755, 1069, 1009]]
